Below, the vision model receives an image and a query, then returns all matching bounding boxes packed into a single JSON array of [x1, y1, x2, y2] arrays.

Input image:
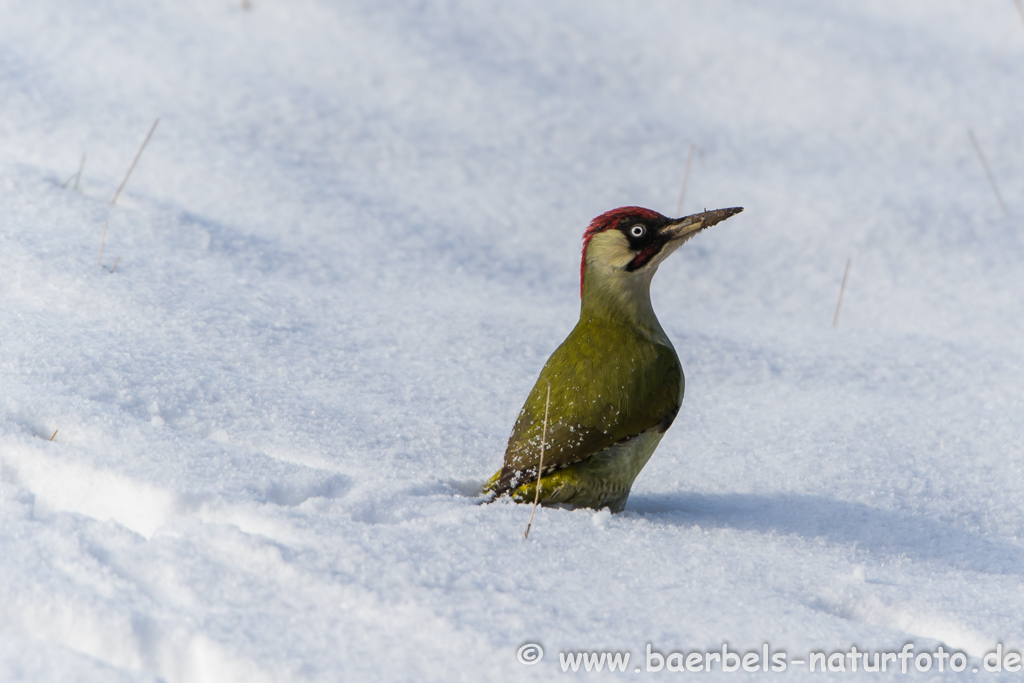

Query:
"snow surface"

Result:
[[2, 0, 1024, 680]]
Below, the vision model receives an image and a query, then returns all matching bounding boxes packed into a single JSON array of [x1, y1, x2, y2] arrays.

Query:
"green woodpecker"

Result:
[[485, 205, 742, 512]]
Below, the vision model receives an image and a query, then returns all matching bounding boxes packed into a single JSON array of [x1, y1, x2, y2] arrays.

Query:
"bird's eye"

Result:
[[630, 224, 646, 238]]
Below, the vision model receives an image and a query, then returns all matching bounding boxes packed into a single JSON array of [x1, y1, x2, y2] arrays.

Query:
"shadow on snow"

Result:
[[629, 492, 1024, 576]]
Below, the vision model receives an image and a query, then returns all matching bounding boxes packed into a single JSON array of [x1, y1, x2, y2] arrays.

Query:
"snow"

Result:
[[2, 0, 1024, 679]]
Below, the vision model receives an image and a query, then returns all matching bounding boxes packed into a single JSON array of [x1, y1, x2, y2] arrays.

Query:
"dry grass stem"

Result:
[[675, 144, 696, 217], [61, 154, 86, 189], [98, 221, 108, 265], [992, 1, 1024, 64], [110, 257, 120, 273], [969, 129, 1008, 215], [832, 257, 851, 328], [49, 429, 59, 441], [111, 118, 159, 206], [524, 379, 552, 540], [74, 153, 85, 190]]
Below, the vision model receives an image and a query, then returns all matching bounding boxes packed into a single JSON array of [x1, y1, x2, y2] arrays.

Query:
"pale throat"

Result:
[[580, 261, 667, 339], [579, 229, 678, 339]]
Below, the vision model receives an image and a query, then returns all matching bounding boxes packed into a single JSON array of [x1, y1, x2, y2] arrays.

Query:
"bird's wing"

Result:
[[495, 320, 682, 494]]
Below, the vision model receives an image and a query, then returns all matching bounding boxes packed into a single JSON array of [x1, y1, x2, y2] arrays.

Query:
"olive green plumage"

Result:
[[492, 316, 683, 509], [485, 206, 742, 512]]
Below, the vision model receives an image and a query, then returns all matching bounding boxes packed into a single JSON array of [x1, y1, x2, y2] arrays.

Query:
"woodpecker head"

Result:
[[580, 206, 743, 298]]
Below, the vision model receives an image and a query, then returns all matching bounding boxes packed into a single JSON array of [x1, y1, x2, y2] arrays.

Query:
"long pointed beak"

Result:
[[664, 206, 743, 241]]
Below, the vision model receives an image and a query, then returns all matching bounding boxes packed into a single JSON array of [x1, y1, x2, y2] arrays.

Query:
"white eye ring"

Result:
[[630, 224, 645, 238]]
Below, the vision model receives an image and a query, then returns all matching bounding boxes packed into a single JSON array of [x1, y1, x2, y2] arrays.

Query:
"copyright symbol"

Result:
[[517, 643, 543, 665]]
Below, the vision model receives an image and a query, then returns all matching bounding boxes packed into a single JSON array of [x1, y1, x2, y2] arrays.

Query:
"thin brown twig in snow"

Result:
[[74, 153, 85, 190], [111, 119, 159, 206], [992, 1, 1024, 65], [832, 257, 851, 328], [61, 153, 86, 190], [969, 129, 1009, 216], [98, 221, 108, 265], [524, 379, 552, 540], [675, 144, 696, 217], [110, 257, 120, 273], [49, 429, 58, 441]]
